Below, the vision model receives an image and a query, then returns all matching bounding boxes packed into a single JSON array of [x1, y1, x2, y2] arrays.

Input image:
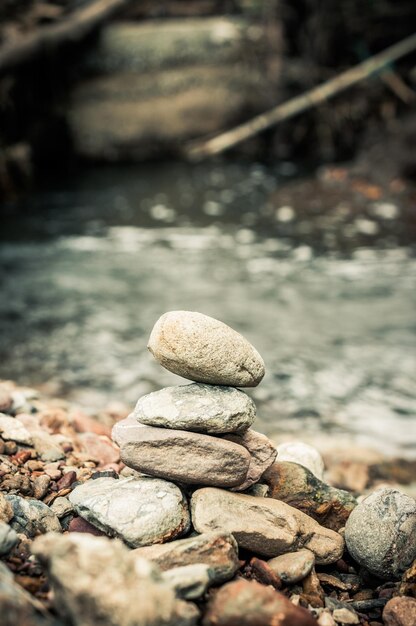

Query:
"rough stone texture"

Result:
[[382, 596, 416, 626], [6, 495, 61, 537], [223, 429, 277, 491], [267, 549, 315, 584], [0, 414, 33, 445], [134, 383, 256, 434], [0, 493, 14, 523], [345, 488, 416, 579], [161, 564, 211, 600], [31, 433, 65, 462], [50, 497, 74, 519], [202, 578, 317, 626], [133, 531, 239, 583], [0, 521, 18, 555], [332, 608, 359, 624], [77, 432, 120, 466], [112, 412, 143, 446], [191, 488, 344, 563], [276, 441, 325, 480], [32, 533, 199, 626], [148, 311, 265, 387], [263, 461, 357, 531], [116, 422, 251, 488], [69, 476, 190, 548]]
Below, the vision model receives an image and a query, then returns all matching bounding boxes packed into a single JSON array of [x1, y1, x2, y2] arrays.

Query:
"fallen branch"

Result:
[[185, 32, 416, 159], [0, 0, 132, 75]]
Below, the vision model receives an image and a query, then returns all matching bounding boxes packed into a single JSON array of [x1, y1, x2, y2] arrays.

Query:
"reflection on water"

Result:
[[1, 162, 415, 457]]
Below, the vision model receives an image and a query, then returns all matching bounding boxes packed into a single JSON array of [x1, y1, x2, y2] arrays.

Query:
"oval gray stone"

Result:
[[267, 549, 315, 583], [191, 487, 344, 563], [148, 311, 265, 387], [345, 488, 416, 579], [134, 383, 256, 434], [69, 476, 190, 548], [117, 421, 251, 488]]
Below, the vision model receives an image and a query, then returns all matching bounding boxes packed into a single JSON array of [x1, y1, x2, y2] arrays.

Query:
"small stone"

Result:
[[57, 471, 77, 490], [50, 497, 74, 519], [332, 608, 359, 624], [191, 488, 344, 563], [6, 495, 61, 537], [0, 414, 33, 445], [0, 493, 14, 522], [43, 462, 62, 480], [31, 433, 65, 462], [162, 564, 211, 599], [32, 474, 51, 499], [263, 461, 357, 531], [302, 568, 325, 608], [148, 311, 265, 387], [0, 521, 18, 555], [115, 422, 251, 488], [77, 432, 120, 466], [0, 388, 13, 413], [223, 429, 277, 491], [267, 549, 315, 583], [69, 476, 190, 548], [345, 488, 416, 579], [32, 533, 199, 626], [276, 441, 324, 479], [134, 384, 256, 434], [68, 516, 106, 536], [133, 531, 239, 583], [318, 611, 337, 626], [382, 596, 416, 626], [202, 578, 317, 626]]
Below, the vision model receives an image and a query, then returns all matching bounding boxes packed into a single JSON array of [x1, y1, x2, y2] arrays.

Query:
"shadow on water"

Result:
[[1, 161, 415, 457]]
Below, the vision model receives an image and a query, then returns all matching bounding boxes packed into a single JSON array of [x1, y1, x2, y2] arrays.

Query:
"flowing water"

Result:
[[1, 162, 415, 457]]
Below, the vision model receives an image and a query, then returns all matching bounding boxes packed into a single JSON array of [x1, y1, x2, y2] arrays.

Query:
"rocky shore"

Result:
[[0, 311, 415, 626]]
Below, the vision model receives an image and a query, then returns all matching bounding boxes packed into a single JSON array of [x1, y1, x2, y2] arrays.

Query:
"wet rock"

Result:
[[148, 311, 265, 387], [223, 429, 277, 491], [6, 495, 61, 537], [116, 422, 251, 488], [202, 578, 317, 626], [276, 441, 324, 480], [0, 414, 33, 445], [133, 531, 239, 583], [0, 521, 18, 555], [345, 488, 416, 579], [382, 596, 416, 626], [69, 476, 190, 547], [263, 461, 357, 531], [162, 564, 211, 599], [135, 383, 256, 434], [32, 533, 199, 626], [77, 432, 120, 466], [267, 549, 315, 583], [191, 487, 344, 563]]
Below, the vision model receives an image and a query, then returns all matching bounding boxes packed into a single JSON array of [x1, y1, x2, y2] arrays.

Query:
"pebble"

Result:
[[148, 311, 265, 387], [31, 432, 65, 462], [32, 474, 51, 499], [133, 531, 239, 583], [267, 549, 315, 583], [332, 608, 359, 624], [134, 383, 256, 434], [5, 495, 61, 537], [116, 422, 251, 488], [191, 487, 344, 563], [263, 461, 357, 531], [68, 516, 106, 536], [345, 488, 416, 579], [77, 432, 120, 466], [202, 578, 317, 626], [69, 476, 190, 548], [0, 388, 13, 413], [0, 521, 18, 555], [161, 564, 211, 600], [382, 596, 416, 626], [50, 497, 74, 519], [223, 429, 277, 491], [276, 441, 325, 479], [0, 414, 33, 445], [32, 533, 199, 626]]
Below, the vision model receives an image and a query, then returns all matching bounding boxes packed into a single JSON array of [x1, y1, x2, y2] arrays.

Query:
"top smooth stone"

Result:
[[148, 311, 265, 387]]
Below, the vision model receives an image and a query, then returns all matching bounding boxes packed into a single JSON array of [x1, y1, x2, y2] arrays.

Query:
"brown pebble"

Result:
[[353, 589, 374, 601], [57, 471, 77, 490], [302, 568, 325, 608], [13, 450, 32, 465], [68, 516, 106, 536], [0, 387, 13, 412], [4, 441, 17, 455], [382, 596, 416, 626], [32, 474, 51, 499], [248, 557, 282, 590]]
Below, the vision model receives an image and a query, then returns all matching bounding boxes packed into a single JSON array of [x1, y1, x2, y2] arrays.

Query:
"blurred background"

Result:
[[0, 0, 415, 458]]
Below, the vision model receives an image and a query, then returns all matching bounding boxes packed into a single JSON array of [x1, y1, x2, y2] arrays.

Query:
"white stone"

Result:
[[276, 441, 324, 479]]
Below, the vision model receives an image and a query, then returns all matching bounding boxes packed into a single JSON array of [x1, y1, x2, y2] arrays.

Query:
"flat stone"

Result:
[[0, 521, 18, 555], [263, 461, 357, 531], [148, 311, 265, 387], [276, 441, 324, 479], [32, 533, 199, 626], [202, 579, 317, 626], [383, 596, 416, 626], [162, 564, 211, 600], [77, 432, 120, 466], [133, 531, 239, 583], [0, 414, 33, 445], [134, 383, 256, 434], [267, 549, 315, 583], [223, 429, 277, 491], [116, 422, 251, 488], [332, 608, 359, 624], [191, 488, 344, 563], [6, 495, 61, 537], [345, 488, 416, 579], [69, 476, 190, 548]]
